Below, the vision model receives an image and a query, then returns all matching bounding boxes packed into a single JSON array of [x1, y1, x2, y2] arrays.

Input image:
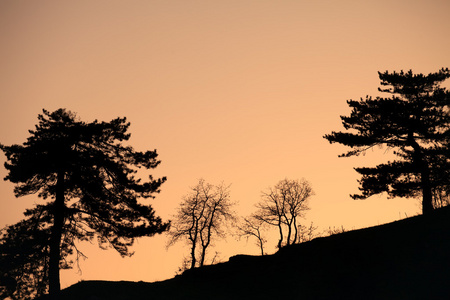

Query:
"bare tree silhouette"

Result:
[[167, 179, 236, 269], [254, 178, 314, 249], [237, 216, 268, 255]]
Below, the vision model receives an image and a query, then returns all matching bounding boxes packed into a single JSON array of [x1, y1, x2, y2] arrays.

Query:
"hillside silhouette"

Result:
[[57, 206, 450, 300]]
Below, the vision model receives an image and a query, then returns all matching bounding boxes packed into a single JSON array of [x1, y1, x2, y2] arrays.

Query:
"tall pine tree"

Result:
[[0, 109, 169, 299], [324, 68, 450, 214]]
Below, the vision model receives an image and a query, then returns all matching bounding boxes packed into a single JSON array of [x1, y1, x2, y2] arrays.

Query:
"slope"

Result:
[[58, 206, 450, 300]]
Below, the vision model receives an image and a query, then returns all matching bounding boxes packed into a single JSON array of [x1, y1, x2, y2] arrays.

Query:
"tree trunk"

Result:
[[277, 216, 283, 249], [285, 217, 292, 246], [48, 171, 65, 299], [189, 241, 197, 269], [421, 164, 433, 215], [409, 134, 434, 215], [199, 226, 212, 267], [292, 217, 298, 244], [257, 228, 265, 256], [189, 224, 198, 269], [259, 240, 264, 256], [200, 245, 207, 267], [199, 206, 215, 267]]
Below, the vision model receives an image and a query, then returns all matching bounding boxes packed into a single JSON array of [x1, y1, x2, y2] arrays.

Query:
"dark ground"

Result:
[[58, 206, 450, 300]]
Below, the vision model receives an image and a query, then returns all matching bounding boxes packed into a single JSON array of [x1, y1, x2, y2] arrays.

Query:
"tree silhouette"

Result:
[[0, 205, 52, 300], [254, 178, 313, 249], [324, 68, 450, 214], [237, 216, 267, 255], [0, 109, 169, 299], [167, 179, 236, 270]]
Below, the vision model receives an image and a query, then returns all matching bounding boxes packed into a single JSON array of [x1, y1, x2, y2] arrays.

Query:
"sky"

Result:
[[1, 0, 450, 289]]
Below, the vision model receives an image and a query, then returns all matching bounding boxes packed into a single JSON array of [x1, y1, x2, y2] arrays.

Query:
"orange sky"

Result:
[[1, 0, 450, 289]]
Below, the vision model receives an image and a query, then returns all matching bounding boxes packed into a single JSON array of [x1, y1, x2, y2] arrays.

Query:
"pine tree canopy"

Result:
[[324, 68, 450, 214], [0, 108, 169, 298]]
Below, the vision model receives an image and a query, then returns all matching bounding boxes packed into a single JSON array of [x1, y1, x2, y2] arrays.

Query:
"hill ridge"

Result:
[[60, 207, 450, 299]]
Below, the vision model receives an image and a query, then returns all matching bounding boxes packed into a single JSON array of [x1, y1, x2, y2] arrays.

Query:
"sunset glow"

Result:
[[1, 0, 449, 289]]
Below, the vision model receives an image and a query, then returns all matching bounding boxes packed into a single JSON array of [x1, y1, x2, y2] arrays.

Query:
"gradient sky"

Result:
[[1, 0, 450, 289]]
